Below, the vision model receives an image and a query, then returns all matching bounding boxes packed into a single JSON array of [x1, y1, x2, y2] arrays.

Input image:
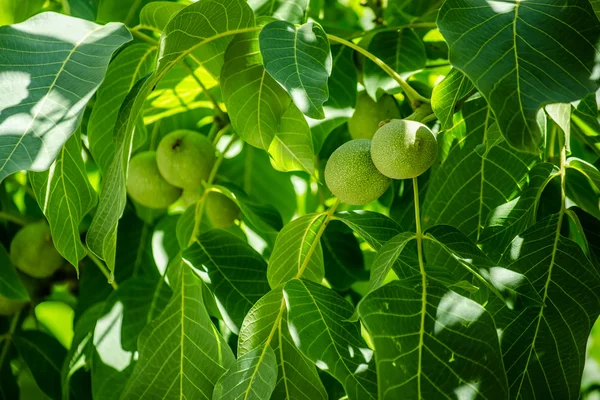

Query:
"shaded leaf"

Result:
[[268, 213, 326, 288], [182, 229, 270, 333], [260, 20, 332, 119], [0, 12, 131, 181], [364, 29, 426, 100], [0, 243, 28, 301], [322, 220, 368, 291], [358, 279, 508, 399], [438, 0, 600, 152], [29, 134, 97, 269], [334, 210, 402, 250], [284, 279, 378, 399], [248, 0, 309, 24], [121, 261, 235, 400]]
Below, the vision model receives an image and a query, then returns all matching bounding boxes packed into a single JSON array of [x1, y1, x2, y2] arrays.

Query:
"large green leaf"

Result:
[[0, 243, 29, 301], [14, 331, 66, 400], [423, 98, 535, 241], [29, 134, 98, 269], [437, 0, 600, 152], [322, 220, 368, 290], [120, 261, 235, 400], [567, 157, 600, 191], [479, 162, 558, 256], [248, 0, 309, 23], [96, 0, 151, 25], [368, 232, 415, 291], [182, 229, 270, 332], [267, 213, 326, 288], [259, 20, 332, 119], [283, 279, 378, 399], [87, 76, 154, 272], [268, 102, 315, 174], [212, 346, 278, 400], [489, 213, 600, 399], [88, 43, 157, 173], [0, 12, 131, 182], [221, 29, 291, 149], [333, 211, 402, 250], [431, 68, 474, 130], [139, 2, 186, 31], [363, 29, 426, 100], [156, 0, 255, 80], [358, 279, 508, 399]]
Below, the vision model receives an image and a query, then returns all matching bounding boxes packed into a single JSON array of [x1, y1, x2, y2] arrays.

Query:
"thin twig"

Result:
[[86, 247, 118, 290], [0, 211, 26, 225]]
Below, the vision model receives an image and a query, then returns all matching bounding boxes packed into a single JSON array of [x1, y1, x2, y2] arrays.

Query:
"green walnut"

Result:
[[324, 139, 391, 205], [371, 119, 438, 179], [180, 188, 202, 208], [127, 151, 182, 209], [205, 192, 240, 228], [157, 130, 216, 190], [10, 220, 63, 279], [348, 93, 401, 140]]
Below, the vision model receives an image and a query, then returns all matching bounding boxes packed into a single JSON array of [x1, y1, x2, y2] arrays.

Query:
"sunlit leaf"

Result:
[[438, 0, 600, 152], [139, 2, 186, 31], [259, 20, 332, 119], [0, 12, 131, 182], [431, 68, 474, 130], [248, 0, 309, 23], [334, 211, 402, 250], [29, 134, 97, 269]]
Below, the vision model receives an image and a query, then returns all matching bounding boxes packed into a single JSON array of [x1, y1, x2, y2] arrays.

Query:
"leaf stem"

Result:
[[86, 247, 118, 290], [181, 57, 229, 124], [0, 309, 21, 373], [413, 176, 426, 398], [130, 29, 158, 46], [326, 34, 430, 107], [0, 211, 26, 225]]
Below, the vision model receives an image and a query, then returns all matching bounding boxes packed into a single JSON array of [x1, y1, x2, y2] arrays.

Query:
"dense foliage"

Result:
[[1, 0, 600, 399]]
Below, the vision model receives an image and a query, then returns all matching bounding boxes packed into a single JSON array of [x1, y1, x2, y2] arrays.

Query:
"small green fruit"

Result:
[[180, 188, 202, 208], [127, 151, 182, 209], [348, 93, 401, 140], [371, 119, 438, 179], [10, 220, 63, 279], [324, 139, 391, 205], [206, 192, 240, 228], [157, 130, 216, 189], [0, 296, 26, 316]]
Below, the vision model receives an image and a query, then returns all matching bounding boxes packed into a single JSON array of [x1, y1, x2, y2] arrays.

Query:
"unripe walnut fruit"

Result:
[[205, 192, 240, 228], [127, 151, 181, 209], [371, 119, 437, 179], [10, 220, 63, 279], [156, 130, 215, 190], [324, 139, 391, 205]]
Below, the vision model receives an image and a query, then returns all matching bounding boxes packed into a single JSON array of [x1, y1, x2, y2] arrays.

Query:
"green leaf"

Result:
[[156, 0, 255, 79], [283, 279, 378, 399], [363, 29, 426, 100], [546, 103, 572, 152], [91, 276, 172, 399], [96, 0, 151, 25], [236, 288, 328, 400], [29, 134, 97, 269], [248, 0, 309, 23], [121, 261, 235, 400], [567, 156, 600, 191], [423, 98, 536, 241], [437, 0, 600, 152], [322, 220, 368, 291], [0, 0, 44, 25], [268, 213, 326, 288], [182, 229, 270, 332], [221, 29, 291, 149], [565, 167, 600, 220], [358, 279, 508, 399], [139, 2, 186, 31], [88, 43, 157, 173], [571, 92, 600, 156], [333, 210, 402, 250], [431, 68, 474, 130], [0, 12, 131, 182], [268, 102, 315, 174], [14, 331, 66, 400], [87, 75, 153, 272], [0, 243, 29, 301], [489, 214, 600, 399], [368, 232, 415, 291], [479, 162, 558, 255], [259, 20, 332, 119], [212, 346, 278, 400]]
